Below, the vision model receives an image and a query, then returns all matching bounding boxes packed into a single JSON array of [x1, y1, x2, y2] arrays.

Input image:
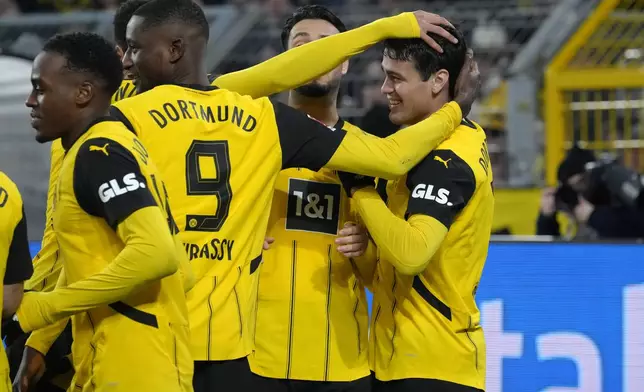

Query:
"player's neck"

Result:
[[412, 96, 450, 125], [289, 92, 339, 127], [173, 66, 211, 87], [61, 109, 109, 150]]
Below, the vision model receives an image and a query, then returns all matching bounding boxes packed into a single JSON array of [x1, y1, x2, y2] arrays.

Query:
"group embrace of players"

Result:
[[0, 0, 493, 391]]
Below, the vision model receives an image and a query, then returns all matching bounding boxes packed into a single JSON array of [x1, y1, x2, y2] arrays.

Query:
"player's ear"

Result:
[[76, 81, 93, 107], [115, 45, 124, 60], [341, 60, 349, 75], [431, 69, 449, 95], [169, 38, 185, 64]]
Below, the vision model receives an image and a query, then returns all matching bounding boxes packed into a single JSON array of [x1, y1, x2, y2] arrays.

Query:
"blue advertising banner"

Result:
[[27, 241, 644, 391]]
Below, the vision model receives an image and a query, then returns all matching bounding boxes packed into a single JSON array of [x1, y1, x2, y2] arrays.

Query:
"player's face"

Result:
[[25, 51, 82, 143], [288, 19, 347, 98], [123, 16, 174, 93], [380, 56, 434, 126]]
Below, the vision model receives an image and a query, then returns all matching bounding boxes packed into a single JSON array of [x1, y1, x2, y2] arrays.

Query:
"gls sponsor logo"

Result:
[[411, 184, 453, 206], [98, 173, 146, 203]]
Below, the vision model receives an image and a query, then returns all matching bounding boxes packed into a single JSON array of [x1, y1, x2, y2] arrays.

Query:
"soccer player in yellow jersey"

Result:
[[0, 172, 34, 391], [112, 1, 478, 391], [339, 28, 491, 392], [11, 3, 149, 391], [249, 6, 374, 392], [16, 32, 193, 392]]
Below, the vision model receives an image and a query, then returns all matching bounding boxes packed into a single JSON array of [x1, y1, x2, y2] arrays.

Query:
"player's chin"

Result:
[[34, 130, 56, 144], [387, 108, 409, 126]]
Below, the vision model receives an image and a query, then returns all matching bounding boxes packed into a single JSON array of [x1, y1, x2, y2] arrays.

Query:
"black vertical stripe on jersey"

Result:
[[234, 266, 243, 340], [206, 277, 217, 360], [323, 245, 333, 381], [285, 240, 297, 379], [173, 334, 181, 387], [466, 316, 479, 370], [351, 279, 361, 355], [412, 276, 452, 321], [273, 102, 347, 171], [388, 274, 398, 362], [4, 209, 33, 285]]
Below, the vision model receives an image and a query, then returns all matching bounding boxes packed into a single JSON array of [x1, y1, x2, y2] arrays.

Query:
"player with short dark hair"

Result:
[[338, 26, 491, 392], [14, 32, 193, 392], [112, 1, 478, 391], [0, 172, 34, 391], [113, 0, 149, 58], [249, 5, 374, 392]]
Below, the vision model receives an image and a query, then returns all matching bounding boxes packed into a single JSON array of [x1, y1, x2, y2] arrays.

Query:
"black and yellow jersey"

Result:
[[16, 118, 192, 391], [27, 79, 136, 293], [0, 172, 33, 389], [110, 84, 462, 362], [249, 119, 370, 382], [368, 119, 493, 390]]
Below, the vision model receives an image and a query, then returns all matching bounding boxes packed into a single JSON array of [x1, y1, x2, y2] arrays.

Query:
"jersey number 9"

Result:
[[185, 140, 232, 232]]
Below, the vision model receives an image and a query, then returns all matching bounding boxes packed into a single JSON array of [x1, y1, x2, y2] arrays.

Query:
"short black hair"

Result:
[[113, 0, 149, 50], [281, 5, 347, 50], [43, 32, 123, 97], [133, 0, 209, 41], [383, 25, 467, 98]]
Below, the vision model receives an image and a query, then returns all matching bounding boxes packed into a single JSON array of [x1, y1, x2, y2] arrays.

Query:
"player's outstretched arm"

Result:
[[15, 207, 179, 332], [345, 149, 476, 275], [214, 11, 456, 98]]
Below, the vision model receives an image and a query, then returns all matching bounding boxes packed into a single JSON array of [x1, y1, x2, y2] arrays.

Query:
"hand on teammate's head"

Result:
[[411, 11, 457, 53]]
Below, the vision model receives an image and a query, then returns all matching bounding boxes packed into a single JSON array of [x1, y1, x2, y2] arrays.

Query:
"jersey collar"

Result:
[[172, 82, 219, 92], [461, 118, 477, 129], [332, 117, 345, 131], [63, 116, 117, 152]]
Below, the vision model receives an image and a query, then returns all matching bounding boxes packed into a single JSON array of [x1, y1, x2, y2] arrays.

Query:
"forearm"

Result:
[[325, 102, 461, 179], [214, 13, 420, 98], [16, 207, 179, 331], [353, 188, 447, 275], [25, 318, 69, 356]]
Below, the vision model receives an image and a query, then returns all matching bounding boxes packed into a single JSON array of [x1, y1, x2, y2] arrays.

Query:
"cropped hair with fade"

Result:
[[281, 5, 347, 50], [113, 0, 149, 50], [133, 0, 210, 41], [383, 25, 466, 98], [43, 32, 123, 97]]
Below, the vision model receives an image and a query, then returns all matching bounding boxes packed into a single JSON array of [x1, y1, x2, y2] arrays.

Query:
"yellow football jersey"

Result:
[[0, 172, 33, 391], [110, 85, 462, 362], [27, 79, 136, 293], [370, 119, 493, 390], [250, 119, 370, 382], [52, 119, 191, 391]]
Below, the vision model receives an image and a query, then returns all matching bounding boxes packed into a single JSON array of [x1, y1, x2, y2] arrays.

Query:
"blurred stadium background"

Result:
[[1, 0, 643, 390]]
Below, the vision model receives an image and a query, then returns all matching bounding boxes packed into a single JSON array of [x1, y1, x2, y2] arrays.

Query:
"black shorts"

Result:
[[372, 374, 484, 392], [250, 373, 371, 392], [193, 357, 257, 392]]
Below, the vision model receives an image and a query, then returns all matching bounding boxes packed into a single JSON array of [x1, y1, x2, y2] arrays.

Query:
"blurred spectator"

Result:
[[537, 146, 644, 239]]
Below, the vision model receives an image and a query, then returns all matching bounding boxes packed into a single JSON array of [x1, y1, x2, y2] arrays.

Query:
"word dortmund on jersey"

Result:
[[110, 84, 462, 362], [49, 119, 192, 391], [0, 172, 33, 391], [370, 119, 493, 390], [250, 119, 370, 382], [27, 79, 136, 293]]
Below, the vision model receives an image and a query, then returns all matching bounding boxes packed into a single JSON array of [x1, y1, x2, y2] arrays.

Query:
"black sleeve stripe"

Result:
[[4, 208, 34, 285], [73, 137, 157, 229], [273, 102, 347, 171], [109, 106, 136, 135], [405, 150, 476, 227]]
